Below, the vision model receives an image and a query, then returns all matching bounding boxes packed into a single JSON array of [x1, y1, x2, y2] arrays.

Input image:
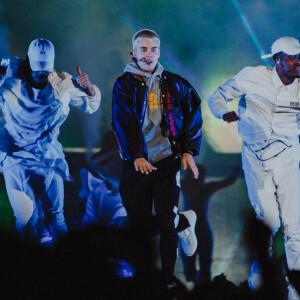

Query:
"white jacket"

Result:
[[207, 66, 300, 147], [0, 56, 101, 177]]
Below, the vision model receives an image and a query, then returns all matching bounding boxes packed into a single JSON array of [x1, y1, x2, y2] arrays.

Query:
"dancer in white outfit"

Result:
[[207, 36, 300, 299], [0, 39, 101, 244]]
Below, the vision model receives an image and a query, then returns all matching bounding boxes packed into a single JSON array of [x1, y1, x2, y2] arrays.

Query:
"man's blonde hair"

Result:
[[132, 29, 160, 50]]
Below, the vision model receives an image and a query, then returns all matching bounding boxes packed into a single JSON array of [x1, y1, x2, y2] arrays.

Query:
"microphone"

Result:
[[130, 52, 151, 63], [139, 58, 150, 62]]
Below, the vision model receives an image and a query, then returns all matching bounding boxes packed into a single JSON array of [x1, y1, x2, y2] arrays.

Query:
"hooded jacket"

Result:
[[123, 61, 172, 163], [112, 68, 203, 162], [0, 56, 101, 177]]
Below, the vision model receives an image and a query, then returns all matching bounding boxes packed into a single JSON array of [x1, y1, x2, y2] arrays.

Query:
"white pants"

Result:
[[242, 142, 300, 271], [4, 167, 68, 243]]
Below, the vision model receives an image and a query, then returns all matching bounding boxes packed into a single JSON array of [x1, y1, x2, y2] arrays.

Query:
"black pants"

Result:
[[120, 155, 181, 280]]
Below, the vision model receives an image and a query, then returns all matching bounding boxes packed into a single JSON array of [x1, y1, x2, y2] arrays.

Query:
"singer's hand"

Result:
[[134, 158, 157, 175], [182, 153, 199, 179], [76, 66, 95, 97]]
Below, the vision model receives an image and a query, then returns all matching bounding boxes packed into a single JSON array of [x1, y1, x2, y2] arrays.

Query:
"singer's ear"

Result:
[[130, 50, 137, 62]]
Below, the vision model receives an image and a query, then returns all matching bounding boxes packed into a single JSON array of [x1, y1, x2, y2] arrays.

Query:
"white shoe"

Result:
[[248, 260, 263, 291], [178, 210, 197, 256], [288, 282, 300, 300], [40, 232, 53, 247]]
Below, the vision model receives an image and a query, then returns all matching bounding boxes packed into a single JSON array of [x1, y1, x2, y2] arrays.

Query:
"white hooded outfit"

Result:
[[0, 56, 101, 242], [207, 65, 300, 271]]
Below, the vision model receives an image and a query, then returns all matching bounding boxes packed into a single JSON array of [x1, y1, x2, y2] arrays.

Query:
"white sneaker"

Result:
[[40, 232, 53, 247], [248, 260, 263, 291], [178, 210, 197, 256], [288, 282, 300, 300]]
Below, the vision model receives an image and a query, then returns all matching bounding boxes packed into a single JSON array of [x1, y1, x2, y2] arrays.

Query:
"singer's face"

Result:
[[133, 38, 160, 73]]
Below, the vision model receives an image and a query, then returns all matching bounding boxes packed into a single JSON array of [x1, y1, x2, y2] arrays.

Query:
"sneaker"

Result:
[[288, 284, 300, 300], [287, 276, 300, 300], [40, 232, 53, 248], [248, 260, 263, 291], [178, 210, 197, 256]]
